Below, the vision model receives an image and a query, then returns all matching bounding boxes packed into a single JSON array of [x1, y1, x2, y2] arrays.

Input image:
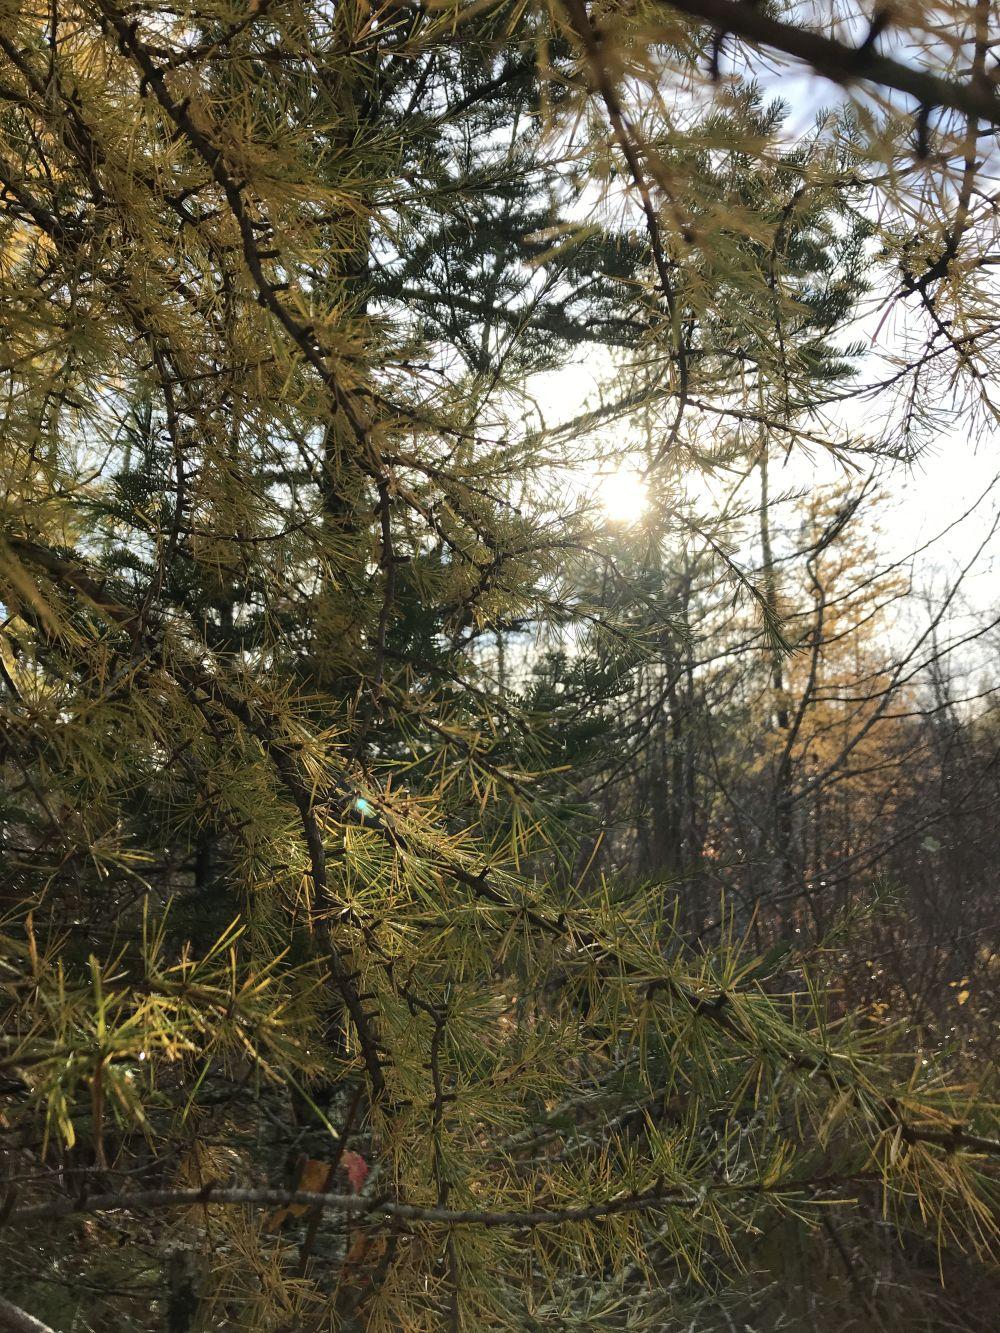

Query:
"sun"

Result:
[[599, 467, 648, 524]]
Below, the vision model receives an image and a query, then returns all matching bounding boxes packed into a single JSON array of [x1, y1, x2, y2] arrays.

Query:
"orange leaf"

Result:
[[264, 1157, 333, 1232], [299, 1157, 334, 1192]]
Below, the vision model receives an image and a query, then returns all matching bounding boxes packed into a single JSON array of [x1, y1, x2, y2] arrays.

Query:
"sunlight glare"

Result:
[[600, 467, 647, 524]]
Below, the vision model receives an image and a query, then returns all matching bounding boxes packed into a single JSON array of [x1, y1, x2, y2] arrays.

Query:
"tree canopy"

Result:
[[0, 3, 998, 1330]]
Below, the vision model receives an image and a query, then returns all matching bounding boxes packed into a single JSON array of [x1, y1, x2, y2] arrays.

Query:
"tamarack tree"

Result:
[[0, 2, 997, 1329]]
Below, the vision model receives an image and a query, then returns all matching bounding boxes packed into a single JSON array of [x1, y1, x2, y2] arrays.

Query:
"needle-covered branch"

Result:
[[0, 1170, 894, 1230], [1, 3, 998, 1326]]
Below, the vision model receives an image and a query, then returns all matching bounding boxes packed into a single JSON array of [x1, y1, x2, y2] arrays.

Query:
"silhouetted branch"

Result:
[[660, 0, 1000, 124]]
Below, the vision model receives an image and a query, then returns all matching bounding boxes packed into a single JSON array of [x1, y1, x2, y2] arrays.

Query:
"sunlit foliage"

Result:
[[0, 2, 997, 1328]]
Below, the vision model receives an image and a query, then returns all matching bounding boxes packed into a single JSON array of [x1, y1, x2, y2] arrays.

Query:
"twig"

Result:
[[0, 1298, 57, 1333]]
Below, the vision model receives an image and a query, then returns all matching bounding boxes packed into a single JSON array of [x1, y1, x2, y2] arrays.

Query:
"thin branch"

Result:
[[0, 1172, 891, 1232], [0, 1298, 56, 1333], [659, 0, 1000, 125]]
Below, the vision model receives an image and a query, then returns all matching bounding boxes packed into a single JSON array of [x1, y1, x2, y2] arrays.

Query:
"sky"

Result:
[[529, 347, 997, 538], [525, 346, 1000, 697]]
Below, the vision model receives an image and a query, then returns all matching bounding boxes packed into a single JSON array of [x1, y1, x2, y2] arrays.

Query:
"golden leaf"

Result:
[[264, 1158, 332, 1232]]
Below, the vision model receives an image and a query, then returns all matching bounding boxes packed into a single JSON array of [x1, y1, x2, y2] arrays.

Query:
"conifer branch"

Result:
[[92, 0, 379, 465], [658, 0, 1000, 125], [5, 533, 998, 1161], [2, 1174, 881, 1230], [562, 0, 690, 460], [0, 1297, 56, 1333], [2, 10, 999, 1318], [1, 537, 389, 1100]]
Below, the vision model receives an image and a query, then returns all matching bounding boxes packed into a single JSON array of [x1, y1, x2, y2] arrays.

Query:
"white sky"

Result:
[[526, 351, 1000, 625]]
